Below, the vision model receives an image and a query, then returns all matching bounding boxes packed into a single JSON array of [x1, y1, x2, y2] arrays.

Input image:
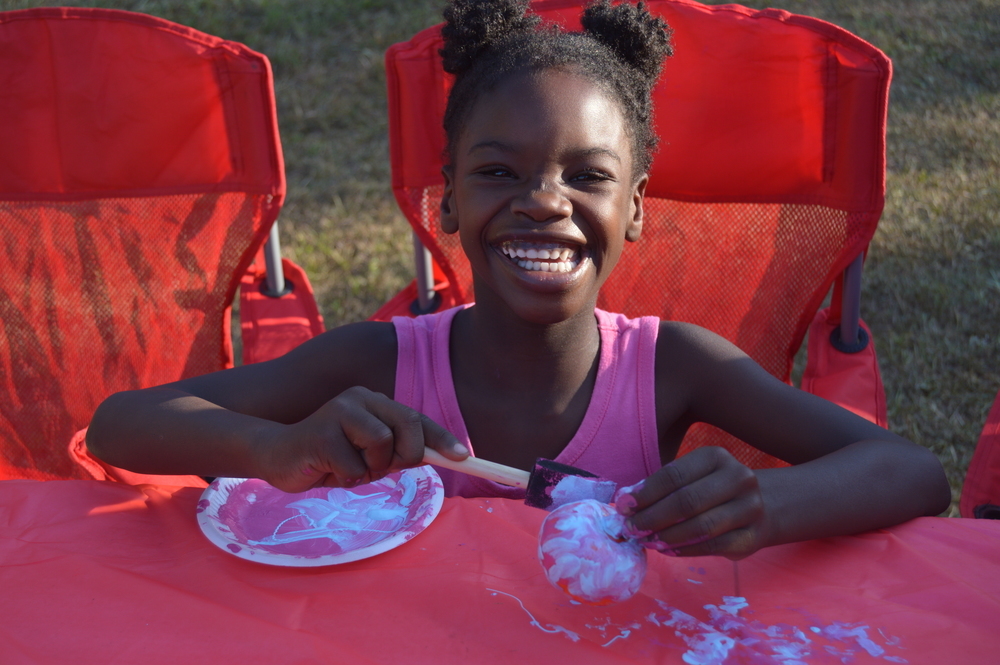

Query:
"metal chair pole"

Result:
[[413, 232, 437, 313], [840, 252, 864, 347], [263, 223, 287, 297]]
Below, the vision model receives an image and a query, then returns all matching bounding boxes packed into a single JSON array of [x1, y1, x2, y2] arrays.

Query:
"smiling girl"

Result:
[[87, 0, 949, 559]]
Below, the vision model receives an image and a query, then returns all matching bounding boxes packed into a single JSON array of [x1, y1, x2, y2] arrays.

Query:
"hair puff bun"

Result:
[[581, 0, 673, 89], [440, 0, 540, 75]]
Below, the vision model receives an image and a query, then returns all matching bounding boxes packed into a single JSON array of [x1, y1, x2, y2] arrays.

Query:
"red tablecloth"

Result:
[[2, 479, 998, 664]]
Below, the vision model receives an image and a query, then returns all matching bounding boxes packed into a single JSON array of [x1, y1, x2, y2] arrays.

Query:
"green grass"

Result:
[[4, 0, 997, 514]]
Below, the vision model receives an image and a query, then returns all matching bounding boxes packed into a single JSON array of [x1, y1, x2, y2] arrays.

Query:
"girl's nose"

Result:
[[510, 186, 572, 222]]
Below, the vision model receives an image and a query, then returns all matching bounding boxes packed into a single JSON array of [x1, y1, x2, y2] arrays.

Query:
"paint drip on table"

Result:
[[196, 467, 444, 566], [489, 589, 910, 664]]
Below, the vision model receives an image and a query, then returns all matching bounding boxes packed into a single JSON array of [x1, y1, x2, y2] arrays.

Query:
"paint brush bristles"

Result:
[[524, 459, 617, 510]]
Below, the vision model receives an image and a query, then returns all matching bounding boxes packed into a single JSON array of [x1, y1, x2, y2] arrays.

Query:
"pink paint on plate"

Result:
[[197, 467, 444, 567]]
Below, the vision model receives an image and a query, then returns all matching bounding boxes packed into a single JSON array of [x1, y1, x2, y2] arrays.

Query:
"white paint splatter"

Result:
[[585, 617, 642, 647], [718, 597, 748, 615], [248, 488, 408, 547], [821, 622, 891, 659], [487, 589, 580, 642], [601, 629, 634, 647], [488, 584, 908, 664], [639, 596, 909, 665]]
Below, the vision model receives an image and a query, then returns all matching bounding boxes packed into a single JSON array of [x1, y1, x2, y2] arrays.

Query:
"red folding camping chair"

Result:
[[960, 387, 1000, 519], [372, 0, 891, 469], [0, 8, 323, 482]]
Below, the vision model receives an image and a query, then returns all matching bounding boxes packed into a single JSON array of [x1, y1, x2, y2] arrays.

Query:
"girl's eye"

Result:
[[476, 166, 514, 178], [571, 169, 614, 183]]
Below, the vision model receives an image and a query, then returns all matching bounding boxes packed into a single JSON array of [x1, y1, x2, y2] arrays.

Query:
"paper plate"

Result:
[[196, 466, 444, 567]]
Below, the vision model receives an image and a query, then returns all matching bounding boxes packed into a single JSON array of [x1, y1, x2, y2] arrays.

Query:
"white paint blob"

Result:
[[548, 475, 617, 508], [538, 499, 647, 605]]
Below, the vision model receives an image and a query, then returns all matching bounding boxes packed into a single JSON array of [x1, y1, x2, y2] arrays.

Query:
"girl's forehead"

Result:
[[457, 69, 631, 158], [479, 68, 620, 120]]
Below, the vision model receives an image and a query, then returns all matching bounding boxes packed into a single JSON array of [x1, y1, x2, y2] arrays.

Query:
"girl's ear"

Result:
[[626, 174, 648, 243], [440, 165, 459, 234]]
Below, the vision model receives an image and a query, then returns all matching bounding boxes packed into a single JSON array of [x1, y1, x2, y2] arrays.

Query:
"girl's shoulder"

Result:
[[283, 319, 399, 395], [655, 320, 748, 367], [652, 320, 763, 420]]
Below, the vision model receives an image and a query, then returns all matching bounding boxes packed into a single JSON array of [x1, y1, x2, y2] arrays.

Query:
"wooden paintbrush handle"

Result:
[[422, 448, 531, 489]]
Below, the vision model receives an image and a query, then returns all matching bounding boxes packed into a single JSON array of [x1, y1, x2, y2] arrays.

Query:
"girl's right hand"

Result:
[[615, 446, 769, 560], [255, 386, 469, 494]]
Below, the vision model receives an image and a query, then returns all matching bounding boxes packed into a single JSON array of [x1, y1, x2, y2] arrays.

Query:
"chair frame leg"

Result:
[[262, 223, 290, 297], [828, 251, 869, 354], [840, 252, 864, 346], [412, 233, 440, 314]]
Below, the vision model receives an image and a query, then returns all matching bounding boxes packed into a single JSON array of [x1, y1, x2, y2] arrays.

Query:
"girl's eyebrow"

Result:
[[468, 140, 515, 154], [569, 147, 622, 164], [468, 141, 622, 163]]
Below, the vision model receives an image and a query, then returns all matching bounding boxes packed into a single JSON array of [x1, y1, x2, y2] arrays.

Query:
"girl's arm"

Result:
[[86, 321, 468, 493], [620, 321, 950, 559]]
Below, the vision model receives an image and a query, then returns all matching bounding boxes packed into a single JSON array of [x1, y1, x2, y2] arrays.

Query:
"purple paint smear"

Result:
[[211, 472, 438, 558], [490, 588, 907, 664]]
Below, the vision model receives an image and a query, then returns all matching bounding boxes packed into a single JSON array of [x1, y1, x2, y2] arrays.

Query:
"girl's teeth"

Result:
[[515, 259, 573, 272], [503, 242, 580, 273]]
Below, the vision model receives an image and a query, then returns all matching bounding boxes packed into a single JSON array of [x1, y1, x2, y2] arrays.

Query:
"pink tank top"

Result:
[[392, 306, 661, 498]]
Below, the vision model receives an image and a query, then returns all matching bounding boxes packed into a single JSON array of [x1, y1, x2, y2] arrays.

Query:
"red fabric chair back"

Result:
[[0, 8, 285, 480], [961, 388, 1000, 519], [379, 0, 890, 468]]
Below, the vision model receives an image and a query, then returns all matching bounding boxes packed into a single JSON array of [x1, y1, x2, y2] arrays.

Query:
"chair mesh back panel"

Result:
[[387, 0, 890, 468], [0, 9, 285, 479], [0, 194, 268, 479]]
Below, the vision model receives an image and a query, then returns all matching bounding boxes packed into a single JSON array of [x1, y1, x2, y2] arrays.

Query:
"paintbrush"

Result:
[[422, 448, 616, 510]]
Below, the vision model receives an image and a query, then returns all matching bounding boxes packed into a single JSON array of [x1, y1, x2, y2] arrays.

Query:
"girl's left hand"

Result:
[[616, 446, 770, 560]]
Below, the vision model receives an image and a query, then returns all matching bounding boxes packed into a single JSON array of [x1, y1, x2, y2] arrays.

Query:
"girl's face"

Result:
[[441, 68, 647, 325]]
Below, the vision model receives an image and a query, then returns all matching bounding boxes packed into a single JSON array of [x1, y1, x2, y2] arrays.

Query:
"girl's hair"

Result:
[[440, 0, 673, 178]]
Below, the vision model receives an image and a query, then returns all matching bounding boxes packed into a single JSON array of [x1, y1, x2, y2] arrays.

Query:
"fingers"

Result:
[[641, 496, 764, 560], [420, 416, 469, 461], [269, 435, 369, 494], [616, 447, 765, 559], [338, 389, 422, 475], [342, 388, 467, 471], [287, 387, 464, 491], [618, 447, 733, 515]]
